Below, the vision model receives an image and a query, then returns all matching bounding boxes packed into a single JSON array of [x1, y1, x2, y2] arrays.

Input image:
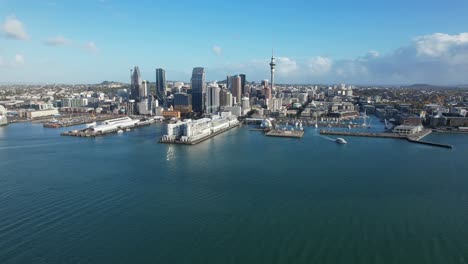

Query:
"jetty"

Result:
[[320, 129, 452, 149], [61, 117, 156, 137], [265, 129, 304, 138]]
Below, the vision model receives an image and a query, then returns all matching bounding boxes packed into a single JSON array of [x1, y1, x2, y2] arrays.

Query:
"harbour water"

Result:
[[1, 121, 468, 263]]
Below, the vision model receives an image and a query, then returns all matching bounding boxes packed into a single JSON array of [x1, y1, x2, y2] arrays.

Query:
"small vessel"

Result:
[[336, 138, 347, 144], [126, 128, 131, 132], [86, 122, 97, 128], [117, 129, 124, 134]]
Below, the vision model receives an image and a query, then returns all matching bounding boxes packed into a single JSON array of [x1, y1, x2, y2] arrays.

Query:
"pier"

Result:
[[320, 129, 452, 149], [265, 129, 304, 138], [61, 118, 155, 137]]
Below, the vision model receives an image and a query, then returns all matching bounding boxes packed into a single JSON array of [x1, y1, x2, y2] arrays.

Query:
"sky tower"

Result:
[[269, 50, 276, 91]]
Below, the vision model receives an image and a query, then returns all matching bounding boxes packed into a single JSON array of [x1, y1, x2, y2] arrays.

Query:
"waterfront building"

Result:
[[162, 115, 239, 143], [131, 66, 142, 100], [0, 105, 7, 125], [393, 124, 423, 135], [162, 110, 181, 119], [155, 68, 167, 106], [19, 109, 59, 119], [191, 67, 206, 114], [206, 85, 221, 115]]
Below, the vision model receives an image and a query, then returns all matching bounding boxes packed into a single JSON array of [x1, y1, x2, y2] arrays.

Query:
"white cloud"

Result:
[[219, 32, 468, 84], [1, 15, 29, 40], [0, 53, 25, 68], [307, 56, 333, 75], [415, 33, 468, 57], [15, 54, 24, 65], [45, 36, 72, 46], [84, 42, 98, 53], [276, 57, 298, 74], [212, 45, 222, 56]]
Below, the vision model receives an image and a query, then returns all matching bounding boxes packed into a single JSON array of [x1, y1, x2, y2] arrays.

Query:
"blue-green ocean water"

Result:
[[1, 121, 468, 264]]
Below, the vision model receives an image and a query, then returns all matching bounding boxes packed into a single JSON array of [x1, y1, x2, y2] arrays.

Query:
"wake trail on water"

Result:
[[320, 135, 336, 142]]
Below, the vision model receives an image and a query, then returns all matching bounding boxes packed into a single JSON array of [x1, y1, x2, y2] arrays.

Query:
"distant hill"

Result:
[[401, 84, 460, 90]]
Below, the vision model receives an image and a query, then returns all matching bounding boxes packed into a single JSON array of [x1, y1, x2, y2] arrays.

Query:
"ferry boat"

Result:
[[336, 138, 347, 144]]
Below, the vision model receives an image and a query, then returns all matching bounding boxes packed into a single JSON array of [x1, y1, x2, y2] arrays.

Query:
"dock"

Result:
[[265, 129, 304, 138], [320, 129, 452, 149], [43, 115, 116, 128], [61, 119, 155, 137]]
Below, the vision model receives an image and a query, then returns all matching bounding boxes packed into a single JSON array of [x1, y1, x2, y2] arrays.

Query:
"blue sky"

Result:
[[1, 0, 468, 84]]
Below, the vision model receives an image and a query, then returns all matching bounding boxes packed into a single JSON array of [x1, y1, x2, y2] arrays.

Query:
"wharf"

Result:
[[44, 115, 116, 128], [159, 123, 239, 145], [265, 129, 304, 138], [61, 120, 154, 137], [320, 129, 452, 149], [320, 130, 407, 139]]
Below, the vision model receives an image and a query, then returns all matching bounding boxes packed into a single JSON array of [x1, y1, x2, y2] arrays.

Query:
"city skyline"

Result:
[[1, 1, 468, 85]]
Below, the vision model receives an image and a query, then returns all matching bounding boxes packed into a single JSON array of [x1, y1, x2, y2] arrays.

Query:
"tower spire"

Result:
[[269, 49, 276, 92]]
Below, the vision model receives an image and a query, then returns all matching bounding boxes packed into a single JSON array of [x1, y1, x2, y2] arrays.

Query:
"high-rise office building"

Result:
[[206, 85, 220, 115], [264, 86, 272, 100], [155, 68, 166, 106], [239, 74, 247, 95], [141, 80, 149, 98], [191, 67, 206, 114], [230, 75, 241, 105], [173, 93, 192, 113], [130, 66, 142, 100]]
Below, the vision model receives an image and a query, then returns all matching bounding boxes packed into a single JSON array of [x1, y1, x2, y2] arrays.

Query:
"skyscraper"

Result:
[[230, 75, 242, 105], [269, 51, 276, 91], [206, 85, 220, 115], [219, 89, 233, 107], [239, 74, 247, 95], [130, 66, 142, 100], [141, 80, 149, 98], [191, 67, 206, 114], [155, 68, 166, 107]]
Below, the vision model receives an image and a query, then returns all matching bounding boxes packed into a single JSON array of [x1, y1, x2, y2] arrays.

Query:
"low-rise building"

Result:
[[393, 124, 423, 135]]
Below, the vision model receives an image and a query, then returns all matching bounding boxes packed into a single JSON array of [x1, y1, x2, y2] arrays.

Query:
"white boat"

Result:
[[117, 129, 124, 134], [336, 138, 347, 144], [126, 128, 131, 132], [86, 122, 97, 128]]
